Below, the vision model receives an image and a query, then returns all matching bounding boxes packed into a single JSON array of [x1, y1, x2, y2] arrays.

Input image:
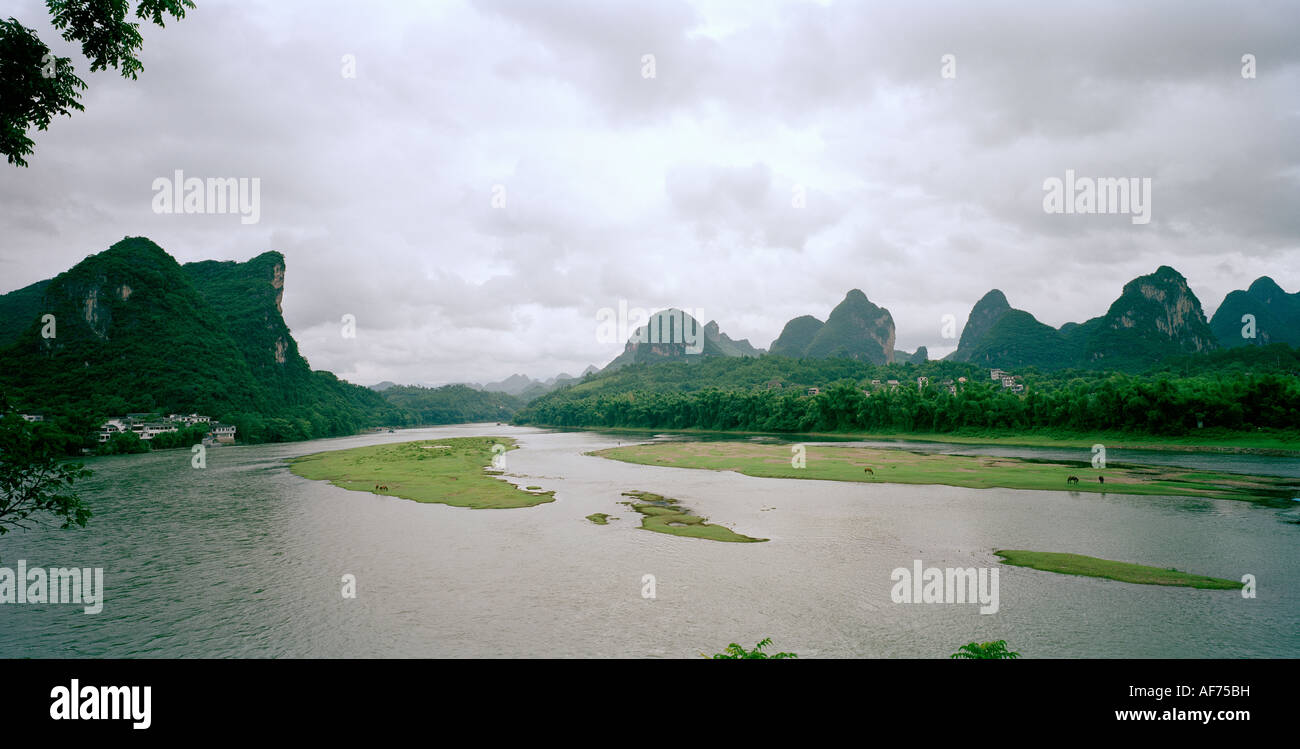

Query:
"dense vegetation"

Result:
[[709, 638, 797, 659], [1209, 276, 1300, 349], [517, 346, 1300, 439], [0, 238, 404, 452], [377, 384, 521, 425]]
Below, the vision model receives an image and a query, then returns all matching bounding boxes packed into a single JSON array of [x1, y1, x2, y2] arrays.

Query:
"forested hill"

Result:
[[515, 344, 1300, 438], [946, 266, 1220, 371], [0, 237, 404, 448], [378, 384, 523, 424]]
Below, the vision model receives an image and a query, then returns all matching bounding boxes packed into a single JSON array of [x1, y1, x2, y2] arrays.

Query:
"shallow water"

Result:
[[1, 425, 1295, 658]]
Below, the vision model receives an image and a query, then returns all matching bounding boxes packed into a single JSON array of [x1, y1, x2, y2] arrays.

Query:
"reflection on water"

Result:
[[1, 424, 1295, 658]]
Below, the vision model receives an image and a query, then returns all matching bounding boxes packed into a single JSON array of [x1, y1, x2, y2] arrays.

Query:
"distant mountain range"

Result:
[[480, 368, 599, 398], [2, 238, 1294, 444], [946, 266, 1218, 370], [370, 366, 600, 400], [595, 266, 1294, 374]]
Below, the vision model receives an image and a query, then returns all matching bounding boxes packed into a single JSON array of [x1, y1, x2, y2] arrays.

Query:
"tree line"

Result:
[[518, 349, 1300, 437]]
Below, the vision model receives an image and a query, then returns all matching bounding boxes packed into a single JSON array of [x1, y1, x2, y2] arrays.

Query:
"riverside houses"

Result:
[[95, 413, 235, 444]]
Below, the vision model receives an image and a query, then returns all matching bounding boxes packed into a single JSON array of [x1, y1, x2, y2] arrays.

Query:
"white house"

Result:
[[141, 422, 179, 439], [209, 423, 237, 444]]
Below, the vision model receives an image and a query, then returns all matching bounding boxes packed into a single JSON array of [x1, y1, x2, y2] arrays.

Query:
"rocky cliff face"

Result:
[[1084, 266, 1217, 367], [183, 250, 305, 379], [272, 261, 285, 314]]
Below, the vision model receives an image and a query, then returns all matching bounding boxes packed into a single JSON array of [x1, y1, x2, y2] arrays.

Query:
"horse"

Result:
[[1098, 476, 1104, 485], [1067, 476, 1079, 484], [863, 467, 874, 475]]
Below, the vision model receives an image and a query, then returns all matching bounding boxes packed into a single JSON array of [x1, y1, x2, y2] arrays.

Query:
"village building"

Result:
[[94, 413, 234, 444], [209, 423, 237, 443]]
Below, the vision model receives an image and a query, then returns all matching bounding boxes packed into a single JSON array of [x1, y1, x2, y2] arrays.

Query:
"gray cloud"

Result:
[[1, 0, 1297, 385]]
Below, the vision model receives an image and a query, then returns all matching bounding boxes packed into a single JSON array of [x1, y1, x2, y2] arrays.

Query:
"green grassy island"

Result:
[[619, 490, 766, 543], [591, 441, 1297, 502], [288, 437, 555, 509], [994, 550, 1242, 589]]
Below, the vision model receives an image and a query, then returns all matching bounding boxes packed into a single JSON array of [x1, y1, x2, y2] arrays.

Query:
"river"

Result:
[[1, 425, 1295, 658]]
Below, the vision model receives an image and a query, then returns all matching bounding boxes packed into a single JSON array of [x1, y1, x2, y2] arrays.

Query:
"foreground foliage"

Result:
[[710, 638, 797, 659], [1, 1, 195, 167], [950, 640, 1021, 659], [0, 406, 92, 534]]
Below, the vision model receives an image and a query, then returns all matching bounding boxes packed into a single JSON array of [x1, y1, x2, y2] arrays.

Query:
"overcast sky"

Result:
[[2, 0, 1297, 386]]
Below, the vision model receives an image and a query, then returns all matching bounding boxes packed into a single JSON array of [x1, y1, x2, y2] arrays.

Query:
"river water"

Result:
[[1, 425, 1296, 658]]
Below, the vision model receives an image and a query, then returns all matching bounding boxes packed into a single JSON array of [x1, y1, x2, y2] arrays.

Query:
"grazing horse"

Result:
[[863, 467, 874, 475], [1098, 476, 1105, 485], [1067, 476, 1079, 484]]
